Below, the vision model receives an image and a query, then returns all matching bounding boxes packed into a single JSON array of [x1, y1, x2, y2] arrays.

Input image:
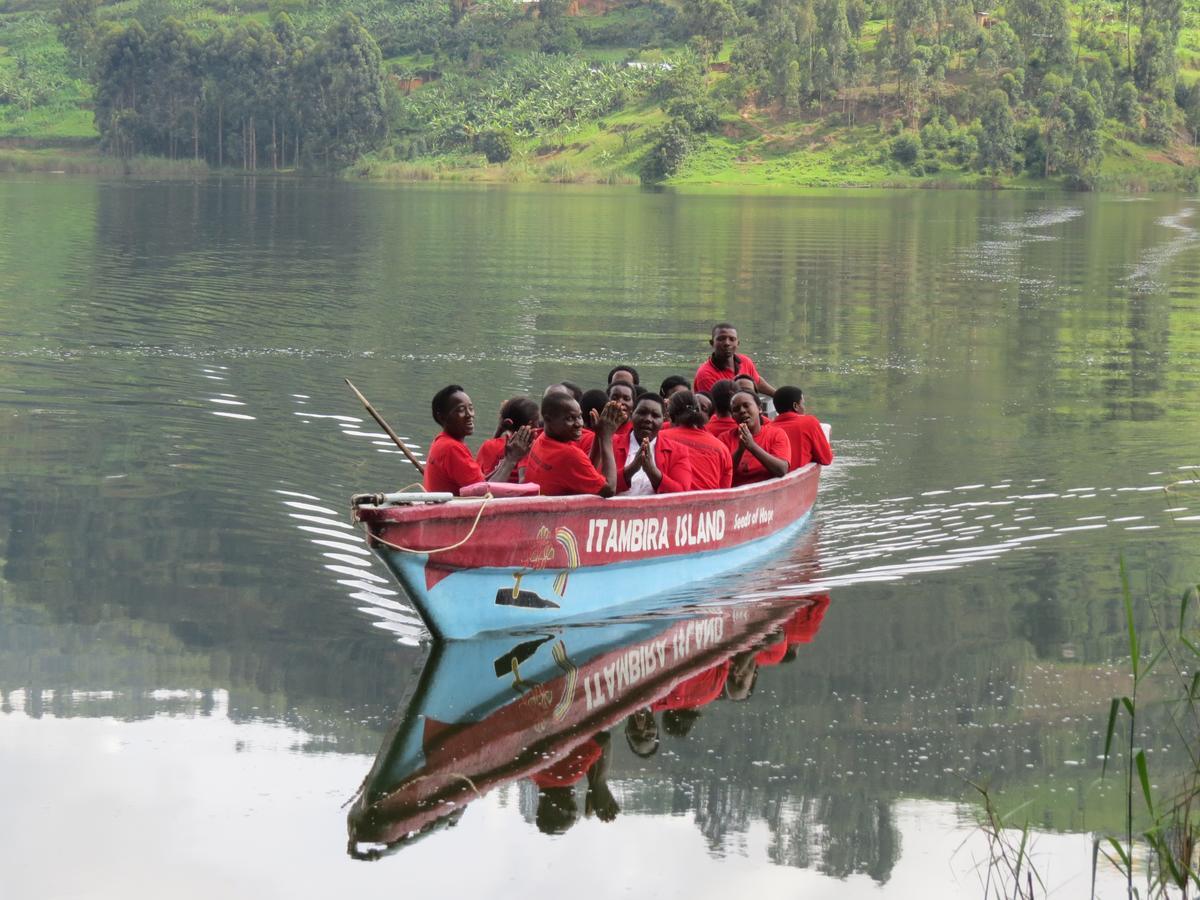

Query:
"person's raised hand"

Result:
[[597, 400, 626, 434], [737, 422, 756, 448], [505, 425, 533, 459]]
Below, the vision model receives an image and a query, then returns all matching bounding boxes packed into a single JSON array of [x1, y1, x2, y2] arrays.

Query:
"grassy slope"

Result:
[[1, 0, 1199, 188]]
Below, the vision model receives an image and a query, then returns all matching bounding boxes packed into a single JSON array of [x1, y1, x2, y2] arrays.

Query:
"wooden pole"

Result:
[[344, 378, 425, 475]]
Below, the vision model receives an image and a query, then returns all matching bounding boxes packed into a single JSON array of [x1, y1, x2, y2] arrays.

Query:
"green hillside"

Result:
[[2, 0, 1199, 188]]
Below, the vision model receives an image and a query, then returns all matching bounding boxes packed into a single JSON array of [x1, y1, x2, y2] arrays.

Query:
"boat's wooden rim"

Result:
[[354, 463, 818, 524]]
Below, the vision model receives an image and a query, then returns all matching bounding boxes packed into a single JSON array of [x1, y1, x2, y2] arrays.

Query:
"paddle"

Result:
[[344, 378, 426, 475]]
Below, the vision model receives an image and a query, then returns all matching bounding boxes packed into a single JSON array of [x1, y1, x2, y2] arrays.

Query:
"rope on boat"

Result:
[[365, 492, 494, 555]]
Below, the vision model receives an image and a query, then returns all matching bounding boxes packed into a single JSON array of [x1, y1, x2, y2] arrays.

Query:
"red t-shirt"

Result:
[[524, 433, 609, 496], [772, 412, 833, 469], [720, 424, 791, 486], [661, 426, 733, 490], [530, 737, 603, 789], [475, 435, 508, 479], [516, 428, 588, 483], [755, 638, 789, 667], [651, 661, 730, 711], [705, 415, 737, 441], [612, 430, 692, 494], [783, 595, 831, 645], [693, 353, 762, 395], [423, 432, 484, 495]]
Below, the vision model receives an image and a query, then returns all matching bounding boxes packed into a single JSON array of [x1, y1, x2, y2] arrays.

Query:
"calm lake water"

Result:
[[2, 177, 1199, 898]]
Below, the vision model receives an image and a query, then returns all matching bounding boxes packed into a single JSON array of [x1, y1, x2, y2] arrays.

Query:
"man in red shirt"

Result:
[[524, 392, 622, 497], [693, 323, 776, 397], [770, 385, 834, 470]]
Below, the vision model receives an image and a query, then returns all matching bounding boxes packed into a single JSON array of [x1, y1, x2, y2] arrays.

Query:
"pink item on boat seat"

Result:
[[459, 481, 540, 498]]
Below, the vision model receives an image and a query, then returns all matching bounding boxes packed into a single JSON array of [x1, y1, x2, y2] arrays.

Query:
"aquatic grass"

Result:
[[965, 780, 1043, 900], [1093, 563, 1200, 899], [0, 148, 208, 177]]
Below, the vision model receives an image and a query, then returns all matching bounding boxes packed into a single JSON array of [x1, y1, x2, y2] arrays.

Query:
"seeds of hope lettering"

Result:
[[732, 506, 774, 530], [584, 510, 727, 554]]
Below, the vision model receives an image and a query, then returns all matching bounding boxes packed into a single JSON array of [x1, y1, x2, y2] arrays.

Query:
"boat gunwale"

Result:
[[354, 462, 819, 525]]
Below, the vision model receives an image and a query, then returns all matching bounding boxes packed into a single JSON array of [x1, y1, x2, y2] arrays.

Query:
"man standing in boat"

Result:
[[693, 323, 777, 398]]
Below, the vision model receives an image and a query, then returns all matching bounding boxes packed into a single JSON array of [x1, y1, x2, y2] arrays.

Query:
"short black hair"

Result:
[[535, 788, 579, 835], [634, 392, 664, 413], [607, 381, 635, 400], [667, 390, 706, 428], [541, 391, 577, 419], [559, 380, 583, 402], [607, 365, 639, 386], [431, 384, 465, 424], [579, 388, 608, 425], [662, 708, 701, 737], [633, 384, 649, 399], [659, 374, 690, 396], [732, 389, 761, 410], [710, 379, 737, 416], [774, 385, 804, 414], [711, 322, 736, 337]]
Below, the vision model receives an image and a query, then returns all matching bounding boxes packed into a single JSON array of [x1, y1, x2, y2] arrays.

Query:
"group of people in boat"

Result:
[[422, 322, 834, 498]]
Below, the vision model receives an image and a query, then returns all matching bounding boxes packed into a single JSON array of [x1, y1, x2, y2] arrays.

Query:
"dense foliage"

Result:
[[1, 0, 1198, 180], [393, 53, 660, 150], [91, 12, 387, 168]]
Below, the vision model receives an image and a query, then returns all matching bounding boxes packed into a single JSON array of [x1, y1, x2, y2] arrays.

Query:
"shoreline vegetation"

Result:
[[1, 141, 1195, 192], [3, 0, 1200, 192]]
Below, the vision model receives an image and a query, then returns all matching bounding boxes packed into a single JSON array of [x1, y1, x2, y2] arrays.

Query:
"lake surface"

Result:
[[1, 178, 1198, 898]]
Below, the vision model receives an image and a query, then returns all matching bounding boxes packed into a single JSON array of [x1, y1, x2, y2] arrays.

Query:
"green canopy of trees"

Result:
[[91, 13, 387, 169]]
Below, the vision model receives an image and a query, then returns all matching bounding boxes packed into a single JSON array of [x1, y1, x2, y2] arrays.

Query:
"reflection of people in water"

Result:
[[724, 649, 762, 701], [531, 731, 619, 834], [624, 658, 734, 756], [780, 594, 831, 663]]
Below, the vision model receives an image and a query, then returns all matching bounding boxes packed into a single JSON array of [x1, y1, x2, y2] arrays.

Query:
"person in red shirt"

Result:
[[659, 374, 691, 400], [475, 396, 539, 483], [665, 390, 733, 490], [693, 323, 777, 397], [704, 379, 739, 441], [605, 381, 636, 436], [733, 372, 772, 425], [771, 385, 834, 470], [721, 390, 790, 486], [607, 365, 639, 388], [423, 384, 531, 495], [624, 660, 732, 756], [612, 394, 692, 494], [524, 392, 622, 497], [531, 731, 619, 833]]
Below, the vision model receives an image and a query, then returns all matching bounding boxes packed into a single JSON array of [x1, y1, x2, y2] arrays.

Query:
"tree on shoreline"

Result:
[[91, 13, 388, 170]]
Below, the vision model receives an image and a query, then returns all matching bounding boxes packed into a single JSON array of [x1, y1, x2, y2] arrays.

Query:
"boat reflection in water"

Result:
[[346, 591, 829, 859]]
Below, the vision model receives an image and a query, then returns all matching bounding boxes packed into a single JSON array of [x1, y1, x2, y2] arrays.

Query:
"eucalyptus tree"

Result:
[[94, 21, 151, 157], [303, 14, 388, 169]]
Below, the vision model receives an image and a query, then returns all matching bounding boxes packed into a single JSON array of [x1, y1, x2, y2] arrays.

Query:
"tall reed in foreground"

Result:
[[1094, 563, 1200, 899]]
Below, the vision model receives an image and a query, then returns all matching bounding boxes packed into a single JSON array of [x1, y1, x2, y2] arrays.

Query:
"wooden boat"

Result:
[[352, 462, 821, 640], [346, 592, 829, 858]]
